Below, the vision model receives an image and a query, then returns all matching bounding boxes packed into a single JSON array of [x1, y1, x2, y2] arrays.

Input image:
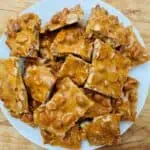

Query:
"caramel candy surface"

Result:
[[0, 57, 28, 115], [51, 26, 93, 61], [34, 77, 94, 137], [41, 5, 84, 33], [24, 65, 56, 102], [85, 42, 130, 98], [6, 13, 41, 57], [58, 55, 90, 86], [86, 114, 121, 145]]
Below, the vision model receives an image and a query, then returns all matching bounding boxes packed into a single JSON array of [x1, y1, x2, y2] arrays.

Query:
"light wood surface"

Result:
[[0, 0, 150, 150]]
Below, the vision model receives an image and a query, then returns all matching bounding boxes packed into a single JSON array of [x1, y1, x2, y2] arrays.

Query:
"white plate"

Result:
[[0, 0, 150, 150]]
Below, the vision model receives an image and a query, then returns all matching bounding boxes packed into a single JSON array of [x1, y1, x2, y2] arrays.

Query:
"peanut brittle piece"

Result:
[[122, 43, 150, 67], [83, 89, 112, 118], [51, 26, 93, 61], [24, 65, 56, 103], [41, 5, 84, 33], [34, 77, 94, 137], [113, 77, 139, 121], [6, 13, 41, 57], [86, 5, 130, 48], [119, 29, 150, 66], [24, 57, 64, 76], [86, 5, 150, 66], [85, 42, 130, 98], [58, 55, 90, 86], [0, 57, 28, 116], [85, 114, 121, 145], [44, 60, 64, 76], [40, 31, 58, 60], [41, 125, 85, 149]]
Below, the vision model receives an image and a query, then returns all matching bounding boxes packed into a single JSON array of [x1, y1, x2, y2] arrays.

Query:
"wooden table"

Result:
[[0, 0, 150, 150]]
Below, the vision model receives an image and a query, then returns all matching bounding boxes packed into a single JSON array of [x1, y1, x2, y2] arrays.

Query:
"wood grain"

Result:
[[0, 0, 149, 150]]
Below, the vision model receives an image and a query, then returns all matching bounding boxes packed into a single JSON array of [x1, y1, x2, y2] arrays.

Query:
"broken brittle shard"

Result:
[[51, 25, 93, 61], [58, 55, 90, 86], [82, 88, 112, 118], [85, 41, 130, 98], [40, 31, 58, 60], [119, 27, 150, 66], [41, 124, 85, 149], [86, 5, 149, 66], [24, 57, 64, 77], [24, 64, 56, 103], [41, 5, 84, 33], [0, 57, 28, 116], [6, 13, 41, 58], [34, 77, 94, 137], [85, 114, 121, 145], [86, 5, 128, 47], [112, 77, 139, 121]]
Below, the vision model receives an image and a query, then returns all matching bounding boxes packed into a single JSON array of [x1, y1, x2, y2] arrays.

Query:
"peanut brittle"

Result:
[[41, 5, 84, 33], [1, 4, 145, 149], [113, 77, 139, 121], [41, 125, 85, 149], [34, 77, 94, 137], [6, 13, 41, 57], [40, 31, 58, 60], [24, 65, 56, 103], [44, 60, 64, 76], [0, 57, 28, 115], [83, 89, 112, 118], [51, 26, 93, 61], [86, 5, 130, 48], [85, 42, 130, 98], [85, 114, 121, 145], [86, 5, 149, 66], [24, 57, 64, 76], [119, 30, 150, 66], [58, 55, 90, 86]]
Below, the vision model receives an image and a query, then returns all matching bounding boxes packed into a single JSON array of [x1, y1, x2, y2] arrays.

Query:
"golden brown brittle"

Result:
[[113, 77, 139, 121], [6, 13, 41, 57], [0, 57, 28, 115], [24, 57, 64, 76], [83, 89, 112, 118], [86, 5, 149, 66], [41, 125, 85, 149], [41, 5, 84, 33], [85, 42, 130, 98], [24, 65, 56, 103], [40, 31, 58, 60], [58, 55, 90, 86], [86, 5, 129, 48], [119, 29, 150, 66], [85, 114, 121, 145], [51, 26, 93, 61], [34, 77, 94, 137], [1, 5, 144, 148], [0, 58, 41, 126]]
